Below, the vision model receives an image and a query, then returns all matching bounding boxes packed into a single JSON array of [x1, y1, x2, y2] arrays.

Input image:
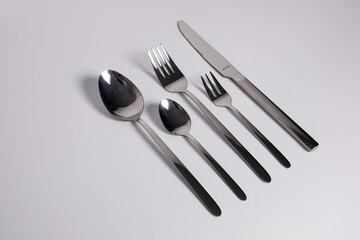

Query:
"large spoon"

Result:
[[98, 70, 221, 216], [159, 99, 247, 200]]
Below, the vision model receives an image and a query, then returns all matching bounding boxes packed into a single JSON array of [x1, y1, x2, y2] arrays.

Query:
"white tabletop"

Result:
[[1, 0, 359, 239]]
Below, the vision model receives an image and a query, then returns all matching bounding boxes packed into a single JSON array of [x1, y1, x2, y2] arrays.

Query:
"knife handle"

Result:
[[137, 118, 221, 216], [184, 90, 271, 183], [233, 75, 319, 151]]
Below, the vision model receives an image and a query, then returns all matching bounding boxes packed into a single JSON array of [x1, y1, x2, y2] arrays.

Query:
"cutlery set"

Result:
[[98, 21, 318, 216]]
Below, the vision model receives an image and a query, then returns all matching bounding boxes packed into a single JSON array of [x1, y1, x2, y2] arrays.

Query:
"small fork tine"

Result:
[[210, 72, 227, 94], [205, 74, 220, 96], [201, 76, 216, 100]]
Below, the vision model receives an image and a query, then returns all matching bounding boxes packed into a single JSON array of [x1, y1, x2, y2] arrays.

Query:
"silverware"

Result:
[[98, 69, 221, 216], [159, 98, 247, 200], [202, 72, 291, 168], [178, 20, 319, 151], [147, 44, 271, 183]]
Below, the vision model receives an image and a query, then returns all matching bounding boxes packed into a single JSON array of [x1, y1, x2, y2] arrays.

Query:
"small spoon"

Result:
[[98, 70, 221, 216], [159, 99, 247, 200]]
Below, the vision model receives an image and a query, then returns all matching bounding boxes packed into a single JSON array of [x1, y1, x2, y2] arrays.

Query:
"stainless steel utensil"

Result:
[[202, 72, 291, 168], [98, 69, 221, 216], [159, 99, 247, 200], [178, 20, 319, 151], [147, 44, 271, 183]]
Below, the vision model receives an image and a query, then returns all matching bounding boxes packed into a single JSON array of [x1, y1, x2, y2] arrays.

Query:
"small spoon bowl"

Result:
[[159, 99, 191, 136]]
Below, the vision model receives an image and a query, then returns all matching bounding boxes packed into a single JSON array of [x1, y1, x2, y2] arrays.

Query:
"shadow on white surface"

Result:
[[129, 50, 162, 87], [80, 74, 114, 119]]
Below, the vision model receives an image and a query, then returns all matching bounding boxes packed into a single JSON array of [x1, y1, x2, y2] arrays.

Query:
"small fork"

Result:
[[202, 72, 291, 168], [148, 44, 271, 182]]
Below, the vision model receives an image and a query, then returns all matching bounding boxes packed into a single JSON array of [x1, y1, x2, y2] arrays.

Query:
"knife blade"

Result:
[[178, 20, 319, 151]]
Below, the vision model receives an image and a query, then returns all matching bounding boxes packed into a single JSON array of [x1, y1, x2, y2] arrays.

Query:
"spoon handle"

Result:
[[228, 104, 291, 168], [137, 118, 221, 216], [186, 133, 247, 200]]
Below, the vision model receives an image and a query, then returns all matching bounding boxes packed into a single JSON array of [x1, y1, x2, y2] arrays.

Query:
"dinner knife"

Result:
[[178, 20, 319, 151]]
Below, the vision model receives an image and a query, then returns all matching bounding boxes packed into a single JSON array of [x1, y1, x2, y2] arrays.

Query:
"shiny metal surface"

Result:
[[159, 99, 247, 200], [178, 20, 319, 151], [202, 72, 291, 168], [148, 45, 271, 183], [98, 70, 221, 216]]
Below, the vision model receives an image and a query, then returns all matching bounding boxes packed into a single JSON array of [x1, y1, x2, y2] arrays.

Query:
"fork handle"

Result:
[[228, 104, 291, 168], [233, 76, 319, 151], [137, 118, 221, 216], [186, 133, 247, 200], [184, 90, 271, 183]]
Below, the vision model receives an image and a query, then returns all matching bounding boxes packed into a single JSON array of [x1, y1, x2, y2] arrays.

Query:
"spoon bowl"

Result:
[[159, 99, 191, 136], [99, 69, 144, 121]]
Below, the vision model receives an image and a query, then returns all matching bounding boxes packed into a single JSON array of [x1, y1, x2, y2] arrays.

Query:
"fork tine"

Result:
[[210, 72, 227, 94], [205, 74, 220, 96], [148, 50, 159, 70], [150, 48, 163, 70], [156, 45, 172, 75], [159, 44, 170, 61], [157, 45, 174, 73], [201, 76, 216, 100], [159, 44, 181, 73], [148, 49, 166, 80], [151, 48, 169, 76]]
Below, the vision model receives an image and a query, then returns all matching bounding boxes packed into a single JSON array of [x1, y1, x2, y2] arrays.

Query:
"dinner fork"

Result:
[[147, 44, 271, 183], [202, 72, 291, 168]]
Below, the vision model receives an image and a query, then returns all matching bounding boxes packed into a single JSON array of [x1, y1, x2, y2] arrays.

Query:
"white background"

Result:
[[1, 0, 359, 239]]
